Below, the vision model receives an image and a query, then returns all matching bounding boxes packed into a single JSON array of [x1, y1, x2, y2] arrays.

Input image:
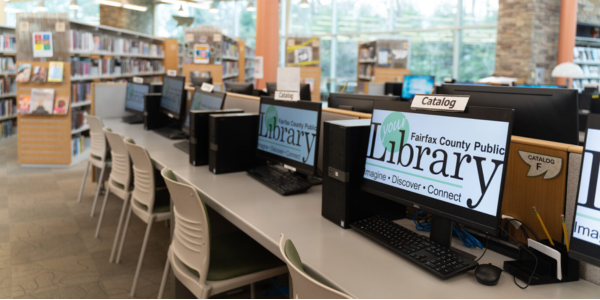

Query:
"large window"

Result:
[[5, 0, 100, 26]]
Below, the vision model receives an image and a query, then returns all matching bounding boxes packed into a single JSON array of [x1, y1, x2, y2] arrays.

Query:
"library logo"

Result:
[[380, 112, 410, 153], [265, 105, 278, 132]]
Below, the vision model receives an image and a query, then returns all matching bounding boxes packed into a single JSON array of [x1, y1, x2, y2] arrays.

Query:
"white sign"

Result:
[[200, 82, 214, 93], [276, 67, 300, 92], [254, 56, 264, 79], [132, 77, 144, 84], [213, 33, 222, 42], [185, 33, 194, 42], [518, 150, 563, 179], [411, 94, 469, 112], [167, 69, 177, 76], [55, 22, 66, 33], [274, 91, 300, 101], [32, 32, 53, 58], [19, 21, 29, 32]]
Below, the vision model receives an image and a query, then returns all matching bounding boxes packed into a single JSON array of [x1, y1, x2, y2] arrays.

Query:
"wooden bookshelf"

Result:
[[357, 39, 411, 93], [285, 36, 321, 101], [236, 39, 255, 84]]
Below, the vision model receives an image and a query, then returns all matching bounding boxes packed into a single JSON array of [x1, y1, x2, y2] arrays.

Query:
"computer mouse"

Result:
[[475, 263, 502, 286]]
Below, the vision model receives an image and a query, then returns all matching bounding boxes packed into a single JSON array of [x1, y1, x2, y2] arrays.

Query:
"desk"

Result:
[[104, 118, 600, 298]]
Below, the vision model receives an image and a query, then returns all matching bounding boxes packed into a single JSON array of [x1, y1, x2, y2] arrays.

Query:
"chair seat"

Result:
[[134, 188, 171, 213]]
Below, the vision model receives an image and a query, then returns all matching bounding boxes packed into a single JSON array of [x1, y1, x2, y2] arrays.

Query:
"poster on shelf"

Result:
[[194, 44, 210, 64], [254, 56, 264, 79], [32, 32, 53, 58], [294, 47, 312, 64]]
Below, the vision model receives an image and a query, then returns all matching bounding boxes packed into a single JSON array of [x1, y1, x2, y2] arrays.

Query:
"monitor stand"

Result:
[[430, 216, 476, 260], [296, 173, 322, 186], [154, 120, 187, 140], [122, 114, 144, 124]]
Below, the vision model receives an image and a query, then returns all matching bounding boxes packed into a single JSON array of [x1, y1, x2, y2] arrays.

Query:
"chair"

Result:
[[77, 115, 111, 217], [157, 168, 287, 299], [279, 234, 352, 299], [95, 128, 133, 264], [118, 138, 171, 297]]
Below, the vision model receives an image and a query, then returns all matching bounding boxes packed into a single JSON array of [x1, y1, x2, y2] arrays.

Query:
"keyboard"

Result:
[[154, 127, 186, 140], [247, 165, 312, 196], [351, 216, 478, 279], [174, 140, 190, 154]]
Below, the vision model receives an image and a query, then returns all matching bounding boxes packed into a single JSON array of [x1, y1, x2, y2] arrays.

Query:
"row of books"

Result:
[[358, 64, 374, 77], [574, 47, 600, 62], [16, 62, 64, 83], [70, 57, 163, 78], [71, 108, 89, 130], [72, 135, 89, 157], [0, 99, 14, 117], [0, 77, 16, 95], [0, 57, 15, 74], [72, 82, 92, 103], [18, 89, 70, 115], [69, 30, 163, 56], [0, 35, 16, 52], [0, 120, 15, 140], [222, 61, 239, 78], [245, 46, 255, 58], [221, 40, 239, 59], [582, 65, 600, 77]]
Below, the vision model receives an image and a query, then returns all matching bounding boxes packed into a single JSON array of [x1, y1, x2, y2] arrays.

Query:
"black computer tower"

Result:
[[143, 93, 167, 130], [190, 109, 244, 166], [322, 119, 406, 229], [208, 113, 259, 174]]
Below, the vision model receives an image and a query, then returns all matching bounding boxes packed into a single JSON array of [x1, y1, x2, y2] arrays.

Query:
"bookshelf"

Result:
[[356, 39, 411, 94], [285, 36, 321, 101], [237, 40, 255, 84], [0, 25, 17, 142]]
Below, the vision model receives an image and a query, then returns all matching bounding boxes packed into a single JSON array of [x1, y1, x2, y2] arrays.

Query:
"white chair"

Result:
[[279, 234, 352, 299], [118, 138, 171, 297], [77, 115, 111, 217], [157, 168, 288, 299]]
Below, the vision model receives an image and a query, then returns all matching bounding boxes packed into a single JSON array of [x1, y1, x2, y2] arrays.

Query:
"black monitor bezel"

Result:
[[256, 96, 322, 176], [401, 75, 435, 100], [191, 76, 213, 87], [327, 93, 400, 113], [125, 82, 150, 114], [159, 75, 187, 121], [225, 82, 254, 95], [182, 88, 226, 135], [360, 101, 514, 235]]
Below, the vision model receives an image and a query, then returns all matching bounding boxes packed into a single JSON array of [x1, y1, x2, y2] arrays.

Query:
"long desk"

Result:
[[105, 119, 600, 298]]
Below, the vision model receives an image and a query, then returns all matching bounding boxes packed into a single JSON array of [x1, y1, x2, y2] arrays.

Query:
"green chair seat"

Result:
[[135, 188, 171, 213]]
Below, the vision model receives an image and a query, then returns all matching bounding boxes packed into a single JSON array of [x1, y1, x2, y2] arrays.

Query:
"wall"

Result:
[[100, 0, 153, 35], [578, 0, 600, 24]]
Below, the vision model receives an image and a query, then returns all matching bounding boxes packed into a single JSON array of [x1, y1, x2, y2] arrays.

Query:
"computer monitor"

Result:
[[257, 97, 322, 176], [225, 82, 254, 95], [384, 82, 403, 97], [514, 84, 566, 89], [401, 75, 435, 100], [571, 113, 600, 266], [191, 76, 213, 87], [150, 82, 163, 93], [361, 101, 514, 243], [182, 88, 226, 135], [439, 84, 579, 145], [159, 75, 186, 121], [266, 82, 312, 101], [125, 82, 150, 114], [327, 93, 400, 113]]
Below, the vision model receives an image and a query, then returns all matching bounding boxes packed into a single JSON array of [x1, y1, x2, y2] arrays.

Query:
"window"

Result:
[[5, 0, 100, 26]]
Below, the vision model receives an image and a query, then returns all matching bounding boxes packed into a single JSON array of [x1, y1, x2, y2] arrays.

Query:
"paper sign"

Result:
[[254, 56, 264, 79], [19, 21, 29, 32], [55, 22, 66, 32], [185, 33, 194, 42], [275, 90, 300, 101], [193, 44, 210, 64], [518, 150, 563, 179], [287, 39, 295, 47], [411, 94, 469, 112], [167, 69, 177, 76], [276, 67, 300, 92], [213, 33, 222, 42], [132, 77, 143, 84], [200, 83, 214, 93], [312, 39, 319, 47], [32, 32, 53, 58], [378, 50, 389, 65]]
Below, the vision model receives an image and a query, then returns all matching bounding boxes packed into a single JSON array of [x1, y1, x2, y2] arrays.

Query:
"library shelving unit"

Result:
[[163, 38, 179, 75], [181, 26, 239, 86], [0, 25, 17, 143], [572, 22, 600, 90], [237, 39, 255, 84], [285, 36, 321, 101], [356, 39, 411, 94]]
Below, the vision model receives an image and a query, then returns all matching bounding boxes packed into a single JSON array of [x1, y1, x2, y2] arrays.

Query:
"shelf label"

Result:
[[132, 77, 144, 84], [55, 22, 66, 33], [167, 69, 177, 76], [254, 56, 263, 79], [201, 83, 215, 93], [518, 150, 563, 180], [411, 94, 469, 112], [274, 90, 300, 101]]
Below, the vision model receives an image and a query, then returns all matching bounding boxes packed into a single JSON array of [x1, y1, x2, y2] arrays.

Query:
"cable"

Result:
[[413, 210, 432, 232], [452, 222, 483, 249], [504, 218, 539, 241], [499, 226, 538, 289], [474, 232, 489, 262]]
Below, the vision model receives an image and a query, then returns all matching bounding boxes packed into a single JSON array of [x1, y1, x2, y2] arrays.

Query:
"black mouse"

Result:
[[475, 263, 502, 286]]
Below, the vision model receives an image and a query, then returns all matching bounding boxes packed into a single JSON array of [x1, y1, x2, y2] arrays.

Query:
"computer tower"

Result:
[[190, 109, 244, 166], [143, 93, 167, 130], [322, 119, 406, 229], [208, 113, 259, 174]]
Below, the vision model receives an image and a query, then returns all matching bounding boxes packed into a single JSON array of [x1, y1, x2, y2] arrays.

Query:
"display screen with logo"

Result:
[[361, 101, 513, 233], [256, 97, 322, 175], [159, 75, 186, 119], [184, 89, 226, 129], [570, 114, 600, 267], [401, 75, 435, 100], [125, 82, 150, 113]]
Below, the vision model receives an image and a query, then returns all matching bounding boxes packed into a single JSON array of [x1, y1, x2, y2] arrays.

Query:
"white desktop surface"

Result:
[[105, 118, 600, 298]]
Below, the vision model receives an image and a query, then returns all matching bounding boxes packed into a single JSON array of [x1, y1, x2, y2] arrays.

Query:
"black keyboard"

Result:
[[247, 165, 312, 196], [174, 140, 189, 154], [351, 216, 478, 279], [154, 127, 186, 140]]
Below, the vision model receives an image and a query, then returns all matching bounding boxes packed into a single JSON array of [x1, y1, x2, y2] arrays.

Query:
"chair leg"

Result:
[[115, 202, 133, 264], [251, 282, 255, 299], [157, 257, 170, 299], [77, 161, 91, 203], [131, 216, 155, 297], [289, 274, 293, 299], [110, 196, 129, 263], [95, 185, 111, 239], [90, 164, 106, 217]]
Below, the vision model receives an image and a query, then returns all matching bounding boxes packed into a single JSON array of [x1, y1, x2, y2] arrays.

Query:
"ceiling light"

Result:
[[95, 0, 122, 7], [69, 0, 80, 10], [178, 4, 184, 12], [34, 0, 48, 12], [246, 1, 255, 11], [299, 0, 309, 8], [123, 3, 147, 11], [4, 7, 23, 12], [159, 0, 208, 10], [209, 1, 219, 13]]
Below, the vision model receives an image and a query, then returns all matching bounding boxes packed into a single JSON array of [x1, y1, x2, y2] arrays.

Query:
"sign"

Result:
[[193, 44, 210, 64], [32, 32, 53, 58], [132, 77, 144, 84], [276, 67, 300, 92], [19, 21, 29, 32], [185, 33, 194, 42], [518, 150, 563, 179], [213, 33, 222, 42], [55, 22, 65, 33], [167, 69, 177, 76], [254, 56, 264, 79], [274, 91, 300, 101], [200, 82, 214, 93], [411, 94, 469, 112]]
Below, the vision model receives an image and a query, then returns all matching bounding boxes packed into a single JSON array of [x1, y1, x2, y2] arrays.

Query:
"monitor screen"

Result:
[[361, 101, 513, 233], [160, 75, 186, 119], [184, 89, 226, 128], [257, 97, 321, 175], [401, 75, 435, 100], [515, 84, 565, 89], [125, 82, 149, 113]]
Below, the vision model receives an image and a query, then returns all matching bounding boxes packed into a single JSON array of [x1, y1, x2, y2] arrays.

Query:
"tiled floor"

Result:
[[0, 138, 174, 298]]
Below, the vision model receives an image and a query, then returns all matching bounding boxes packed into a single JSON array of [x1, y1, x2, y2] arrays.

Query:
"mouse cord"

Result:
[[499, 226, 538, 289], [474, 232, 489, 262], [505, 219, 540, 241]]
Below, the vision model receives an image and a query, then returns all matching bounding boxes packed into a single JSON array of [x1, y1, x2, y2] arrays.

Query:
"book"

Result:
[[53, 95, 69, 115], [18, 95, 30, 114], [29, 88, 55, 115], [31, 66, 47, 83], [48, 61, 64, 82], [15, 63, 31, 83]]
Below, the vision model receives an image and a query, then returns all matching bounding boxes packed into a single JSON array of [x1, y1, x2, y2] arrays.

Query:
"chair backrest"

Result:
[[124, 138, 157, 210], [86, 115, 107, 160], [103, 128, 131, 189], [161, 168, 211, 283], [222, 93, 260, 113], [279, 234, 352, 299]]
